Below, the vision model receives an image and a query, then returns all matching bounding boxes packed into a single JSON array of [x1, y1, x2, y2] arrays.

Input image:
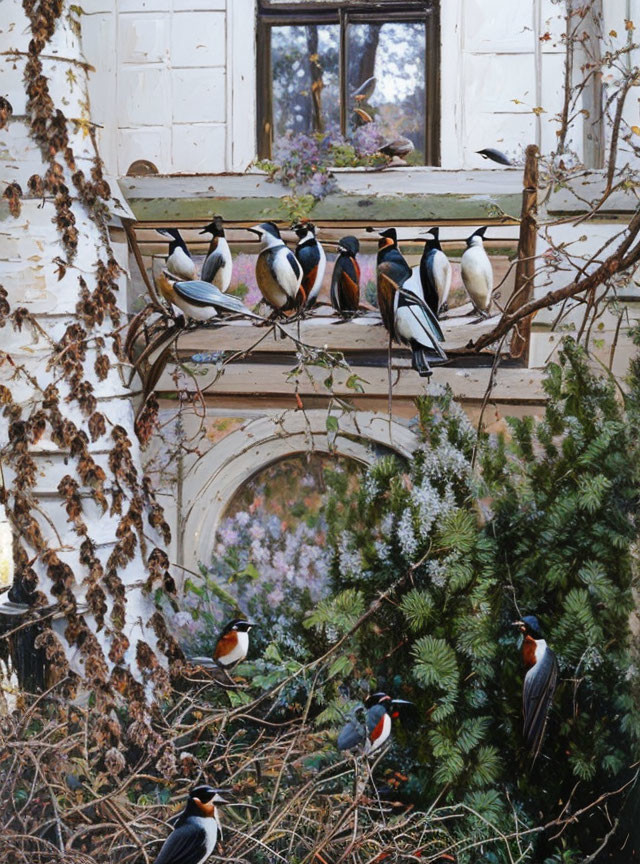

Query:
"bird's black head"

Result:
[[427, 227, 440, 240], [186, 784, 231, 816], [466, 225, 487, 246], [337, 235, 359, 257], [200, 215, 225, 237], [512, 615, 543, 638], [222, 618, 255, 634], [157, 227, 181, 241], [366, 692, 391, 709], [292, 221, 316, 239], [247, 221, 281, 240], [367, 227, 397, 250]]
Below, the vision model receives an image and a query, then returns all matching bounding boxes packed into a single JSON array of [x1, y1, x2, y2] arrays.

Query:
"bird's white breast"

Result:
[[432, 250, 452, 307], [461, 245, 493, 310], [367, 712, 391, 753], [393, 292, 437, 350], [307, 243, 327, 304], [219, 630, 249, 666], [192, 815, 219, 864], [272, 247, 302, 298], [168, 247, 197, 281], [215, 238, 233, 292]]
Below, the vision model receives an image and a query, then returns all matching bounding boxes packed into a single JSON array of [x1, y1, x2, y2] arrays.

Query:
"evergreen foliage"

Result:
[[317, 339, 640, 861]]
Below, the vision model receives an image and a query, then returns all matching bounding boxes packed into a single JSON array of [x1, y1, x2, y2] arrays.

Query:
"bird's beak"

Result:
[[511, 620, 526, 632], [212, 788, 233, 805]]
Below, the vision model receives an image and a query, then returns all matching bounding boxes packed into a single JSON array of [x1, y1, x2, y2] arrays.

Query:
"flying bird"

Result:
[[513, 616, 559, 760], [248, 222, 303, 314], [476, 147, 513, 166], [190, 618, 255, 669], [374, 227, 446, 377], [157, 228, 197, 281], [337, 693, 413, 755], [419, 227, 452, 317], [152, 784, 230, 864], [156, 274, 262, 322], [200, 215, 232, 292], [330, 235, 360, 316], [293, 221, 326, 308], [460, 226, 493, 317]]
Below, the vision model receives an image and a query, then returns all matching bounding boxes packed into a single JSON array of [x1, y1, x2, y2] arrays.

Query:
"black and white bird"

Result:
[[337, 693, 413, 755], [460, 226, 493, 317], [293, 221, 326, 308], [248, 222, 303, 314], [513, 616, 559, 760], [157, 228, 197, 281], [375, 228, 446, 377], [476, 147, 513, 166], [157, 273, 262, 322], [190, 618, 255, 670], [200, 215, 232, 293], [330, 235, 360, 316], [152, 785, 230, 864], [419, 227, 452, 317]]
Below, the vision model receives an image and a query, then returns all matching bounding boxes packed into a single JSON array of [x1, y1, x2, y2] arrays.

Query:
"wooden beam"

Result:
[[509, 144, 538, 361]]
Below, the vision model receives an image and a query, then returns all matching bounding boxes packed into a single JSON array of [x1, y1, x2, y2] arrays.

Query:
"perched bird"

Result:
[[476, 147, 513, 166], [152, 784, 230, 864], [460, 226, 493, 317], [248, 222, 303, 314], [353, 107, 373, 127], [337, 693, 413, 755], [352, 75, 376, 102], [374, 228, 446, 377], [190, 618, 255, 669], [419, 227, 452, 317], [156, 274, 262, 322], [330, 235, 360, 315], [379, 136, 415, 160], [513, 616, 559, 760], [157, 228, 197, 281], [293, 221, 326, 308], [200, 215, 232, 292]]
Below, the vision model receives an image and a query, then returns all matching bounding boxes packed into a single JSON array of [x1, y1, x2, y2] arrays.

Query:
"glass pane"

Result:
[[348, 21, 426, 164], [271, 24, 340, 144]]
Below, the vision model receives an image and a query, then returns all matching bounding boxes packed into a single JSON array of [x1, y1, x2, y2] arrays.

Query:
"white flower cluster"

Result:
[[421, 439, 471, 483], [338, 532, 362, 578], [363, 473, 380, 504], [397, 508, 418, 559]]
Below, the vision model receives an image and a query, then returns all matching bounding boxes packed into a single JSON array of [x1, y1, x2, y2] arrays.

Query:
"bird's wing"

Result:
[[201, 250, 224, 284], [523, 648, 558, 759], [397, 286, 445, 344], [286, 250, 303, 284], [213, 630, 237, 661], [366, 705, 386, 735], [419, 254, 440, 315], [330, 258, 342, 310], [153, 821, 208, 864], [337, 718, 365, 751], [174, 281, 255, 316]]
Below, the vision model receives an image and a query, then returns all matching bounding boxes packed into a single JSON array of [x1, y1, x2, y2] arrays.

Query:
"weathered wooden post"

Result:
[[509, 144, 539, 361]]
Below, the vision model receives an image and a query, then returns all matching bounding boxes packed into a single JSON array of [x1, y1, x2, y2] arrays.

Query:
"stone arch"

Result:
[[180, 409, 419, 571]]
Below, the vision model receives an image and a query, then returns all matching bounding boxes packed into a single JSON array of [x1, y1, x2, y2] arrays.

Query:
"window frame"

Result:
[[256, 0, 440, 166]]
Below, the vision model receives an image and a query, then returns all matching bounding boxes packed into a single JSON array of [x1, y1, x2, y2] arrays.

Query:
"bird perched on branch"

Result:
[[460, 226, 493, 317], [512, 616, 558, 760], [419, 227, 452, 317], [330, 235, 360, 316], [337, 692, 413, 755], [190, 618, 255, 670], [476, 147, 513, 166], [248, 222, 303, 314], [373, 227, 446, 377], [293, 221, 326, 309], [200, 215, 232, 292], [152, 784, 231, 864], [157, 228, 197, 281], [156, 273, 262, 322]]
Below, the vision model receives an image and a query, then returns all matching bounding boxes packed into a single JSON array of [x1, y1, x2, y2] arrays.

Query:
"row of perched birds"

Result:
[[155, 216, 495, 378], [152, 614, 557, 863]]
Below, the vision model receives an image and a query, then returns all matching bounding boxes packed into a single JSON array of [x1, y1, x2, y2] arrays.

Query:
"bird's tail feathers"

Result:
[[410, 342, 433, 378]]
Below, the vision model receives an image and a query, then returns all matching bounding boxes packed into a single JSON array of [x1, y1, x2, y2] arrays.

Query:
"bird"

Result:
[[353, 107, 373, 127], [293, 221, 326, 308], [460, 226, 493, 317], [374, 227, 446, 377], [200, 215, 232, 293], [156, 273, 262, 323], [337, 693, 413, 755], [157, 228, 197, 281], [512, 616, 559, 760], [330, 235, 360, 315], [152, 784, 230, 864], [476, 147, 513, 166], [379, 136, 415, 160], [418, 227, 452, 317], [248, 222, 303, 314], [190, 618, 255, 669], [352, 76, 376, 102]]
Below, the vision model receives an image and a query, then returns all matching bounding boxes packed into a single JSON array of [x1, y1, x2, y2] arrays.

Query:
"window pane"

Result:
[[271, 24, 340, 144], [348, 21, 426, 164]]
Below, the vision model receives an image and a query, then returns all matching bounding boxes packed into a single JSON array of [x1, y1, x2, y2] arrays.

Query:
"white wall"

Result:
[[82, 0, 255, 175]]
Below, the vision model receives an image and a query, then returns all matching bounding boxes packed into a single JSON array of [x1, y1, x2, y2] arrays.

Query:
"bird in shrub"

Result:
[[157, 228, 197, 281], [419, 227, 452, 317], [293, 221, 326, 309], [152, 784, 231, 864], [248, 222, 303, 314], [460, 226, 493, 317], [200, 215, 232, 293], [337, 692, 413, 755], [190, 618, 256, 670], [330, 235, 360, 316], [373, 227, 446, 377], [512, 615, 559, 760]]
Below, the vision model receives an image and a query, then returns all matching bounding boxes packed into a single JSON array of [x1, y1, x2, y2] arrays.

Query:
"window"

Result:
[[257, 1, 440, 166]]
